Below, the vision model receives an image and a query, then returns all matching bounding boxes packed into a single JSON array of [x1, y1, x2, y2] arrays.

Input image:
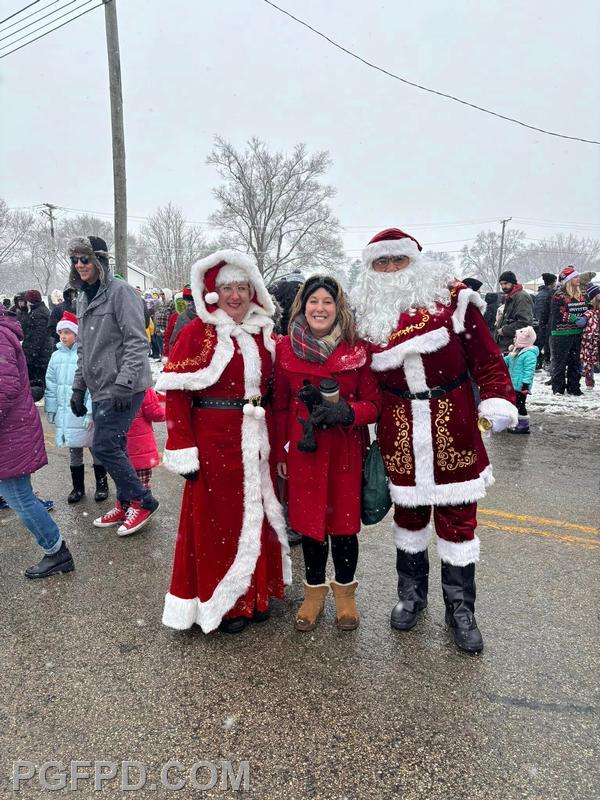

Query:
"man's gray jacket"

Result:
[[70, 261, 152, 402]]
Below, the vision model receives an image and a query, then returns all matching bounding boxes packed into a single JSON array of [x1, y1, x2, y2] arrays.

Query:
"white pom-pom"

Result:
[[243, 404, 254, 416], [253, 405, 266, 420], [205, 291, 219, 305]]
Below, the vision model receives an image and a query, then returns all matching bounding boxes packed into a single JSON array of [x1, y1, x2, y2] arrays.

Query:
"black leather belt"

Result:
[[192, 395, 268, 410], [384, 371, 469, 401]]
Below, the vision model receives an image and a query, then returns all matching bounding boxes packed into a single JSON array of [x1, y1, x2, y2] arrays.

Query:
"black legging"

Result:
[[515, 390, 527, 416], [301, 535, 358, 585]]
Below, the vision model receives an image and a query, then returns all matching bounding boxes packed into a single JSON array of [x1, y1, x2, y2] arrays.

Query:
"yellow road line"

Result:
[[482, 520, 600, 549], [479, 508, 598, 535]]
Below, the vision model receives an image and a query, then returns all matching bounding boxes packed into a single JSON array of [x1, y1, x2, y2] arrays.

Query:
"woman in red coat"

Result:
[[156, 251, 291, 635], [273, 276, 381, 632]]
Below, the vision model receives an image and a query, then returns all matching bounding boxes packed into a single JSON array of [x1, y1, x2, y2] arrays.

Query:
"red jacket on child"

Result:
[[126, 387, 165, 470]]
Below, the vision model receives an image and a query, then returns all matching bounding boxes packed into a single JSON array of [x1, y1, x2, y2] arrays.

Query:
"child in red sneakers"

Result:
[[126, 387, 165, 491]]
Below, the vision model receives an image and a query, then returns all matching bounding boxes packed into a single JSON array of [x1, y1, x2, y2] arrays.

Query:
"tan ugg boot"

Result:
[[330, 580, 360, 630], [295, 582, 330, 632]]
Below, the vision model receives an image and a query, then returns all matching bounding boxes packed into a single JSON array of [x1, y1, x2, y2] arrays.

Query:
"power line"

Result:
[[0, 0, 95, 51], [262, 0, 600, 146], [0, 0, 103, 58], [0, 0, 44, 26], [0, 0, 58, 32], [0, 0, 81, 43]]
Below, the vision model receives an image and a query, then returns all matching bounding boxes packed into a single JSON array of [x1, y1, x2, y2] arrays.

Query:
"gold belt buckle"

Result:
[[247, 395, 262, 407]]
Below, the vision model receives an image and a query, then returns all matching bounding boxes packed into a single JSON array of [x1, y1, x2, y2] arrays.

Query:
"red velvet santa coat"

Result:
[[156, 313, 291, 632], [273, 337, 381, 542], [370, 287, 516, 507]]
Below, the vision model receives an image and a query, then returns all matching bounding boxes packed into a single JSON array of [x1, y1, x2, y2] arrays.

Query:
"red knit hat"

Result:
[[56, 310, 78, 335], [558, 266, 579, 285], [362, 227, 423, 269], [181, 284, 193, 298]]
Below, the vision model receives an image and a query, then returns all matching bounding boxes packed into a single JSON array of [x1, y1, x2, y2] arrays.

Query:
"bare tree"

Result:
[[207, 137, 345, 284], [140, 203, 211, 288], [512, 234, 600, 278], [460, 229, 527, 291], [27, 221, 59, 294], [0, 199, 35, 268]]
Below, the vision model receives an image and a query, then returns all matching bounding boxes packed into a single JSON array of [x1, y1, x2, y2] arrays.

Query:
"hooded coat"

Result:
[[68, 238, 152, 402], [44, 341, 94, 448], [22, 300, 54, 385], [0, 309, 48, 480], [155, 250, 290, 633]]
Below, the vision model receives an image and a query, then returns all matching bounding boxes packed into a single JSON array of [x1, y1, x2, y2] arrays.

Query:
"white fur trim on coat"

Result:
[[390, 465, 495, 508], [162, 446, 199, 476], [451, 287, 487, 334], [371, 326, 450, 372], [393, 522, 432, 553], [479, 397, 518, 428], [362, 238, 421, 268], [190, 250, 275, 325], [436, 534, 481, 566], [162, 329, 290, 633]]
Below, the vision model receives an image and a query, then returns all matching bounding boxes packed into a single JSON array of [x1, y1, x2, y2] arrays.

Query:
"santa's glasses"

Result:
[[372, 256, 410, 269]]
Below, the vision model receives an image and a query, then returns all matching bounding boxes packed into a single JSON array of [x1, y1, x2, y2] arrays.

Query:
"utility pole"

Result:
[[103, 0, 127, 281], [41, 203, 57, 240], [498, 216, 512, 277]]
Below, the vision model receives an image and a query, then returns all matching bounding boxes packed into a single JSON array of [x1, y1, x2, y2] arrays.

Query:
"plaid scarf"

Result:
[[289, 315, 342, 364]]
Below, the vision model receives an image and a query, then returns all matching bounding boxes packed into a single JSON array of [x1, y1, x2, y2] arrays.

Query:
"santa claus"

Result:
[[350, 228, 517, 653], [155, 250, 291, 634]]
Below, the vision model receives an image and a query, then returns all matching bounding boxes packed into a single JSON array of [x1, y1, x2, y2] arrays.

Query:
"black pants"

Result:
[[551, 335, 582, 393], [515, 391, 528, 416], [301, 535, 358, 585]]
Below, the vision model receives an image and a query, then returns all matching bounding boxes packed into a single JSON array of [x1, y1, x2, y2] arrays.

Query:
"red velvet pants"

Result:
[[393, 502, 477, 543]]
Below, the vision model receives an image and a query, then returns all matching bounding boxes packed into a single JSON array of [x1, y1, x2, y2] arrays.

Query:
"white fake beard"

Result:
[[349, 257, 454, 346]]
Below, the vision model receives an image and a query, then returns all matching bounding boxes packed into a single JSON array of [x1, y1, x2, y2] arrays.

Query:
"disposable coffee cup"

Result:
[[319, 378, 340, 404]]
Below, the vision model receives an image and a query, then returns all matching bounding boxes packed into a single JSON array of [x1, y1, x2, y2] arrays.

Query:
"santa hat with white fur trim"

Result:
[[191, 249, 275, 323], [362, 227, 423, 270], [558, 266, 579, 285], [56, 310, 78, 335]]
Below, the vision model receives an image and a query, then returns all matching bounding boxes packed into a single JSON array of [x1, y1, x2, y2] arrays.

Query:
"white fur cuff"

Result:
[[479, 397, 518, 428], [393, 522, 432, 553], [162, 446, 200, 475], [436, 535, 480, 566]]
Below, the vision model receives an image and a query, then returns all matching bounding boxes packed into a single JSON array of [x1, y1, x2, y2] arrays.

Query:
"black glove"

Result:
[[310, 398, 355, 428], [111, 383, 133, 412], [182, 471, 199, 481], [297, 416, 318, 452], [70, 388, 87, 417], [297, 380, 322, 413]]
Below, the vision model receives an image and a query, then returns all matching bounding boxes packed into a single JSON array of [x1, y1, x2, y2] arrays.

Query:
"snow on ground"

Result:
[[528, 372, 600, 417], [150, 357, 600, 418]]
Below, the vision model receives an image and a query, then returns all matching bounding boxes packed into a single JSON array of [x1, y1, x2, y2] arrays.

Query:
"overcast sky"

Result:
[[1, 0, 599, 262]]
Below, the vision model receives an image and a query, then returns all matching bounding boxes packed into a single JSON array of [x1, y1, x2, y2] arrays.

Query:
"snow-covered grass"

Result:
[[528, 372, 600, 416]]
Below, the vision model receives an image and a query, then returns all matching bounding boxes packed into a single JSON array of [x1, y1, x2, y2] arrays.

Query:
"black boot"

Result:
[[25, 541, 74, 579], [390, 548, 429, 630], [441, 562, 483, 653], [93, 464, 109, 502], [68, 465, 85, 503], [218, 616, 249, 634]]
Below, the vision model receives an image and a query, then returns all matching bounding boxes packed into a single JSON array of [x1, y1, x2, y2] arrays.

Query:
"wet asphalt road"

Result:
[[1, 408, 598, 800]]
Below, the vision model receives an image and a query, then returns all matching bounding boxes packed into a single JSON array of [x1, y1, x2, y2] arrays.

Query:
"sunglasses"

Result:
[[70, 255, 91, 266]]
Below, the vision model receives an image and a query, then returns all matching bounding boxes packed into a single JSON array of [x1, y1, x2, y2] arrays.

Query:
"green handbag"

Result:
[[361, 439, 392, 525]]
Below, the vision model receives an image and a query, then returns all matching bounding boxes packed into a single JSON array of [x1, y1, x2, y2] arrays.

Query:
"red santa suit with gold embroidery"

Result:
[[155, 251, 291, 632]]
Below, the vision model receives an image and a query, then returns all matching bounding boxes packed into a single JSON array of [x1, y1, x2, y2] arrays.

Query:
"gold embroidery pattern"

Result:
[[383, 405, 413, 476], [165, 327, 216, 372], [434, 399, 477, 472], [388, 312, 431, 343]]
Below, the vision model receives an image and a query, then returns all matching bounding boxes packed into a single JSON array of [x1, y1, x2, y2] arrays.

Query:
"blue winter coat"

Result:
[[45, 342, 94, 448], [504, 345, 539, 391]]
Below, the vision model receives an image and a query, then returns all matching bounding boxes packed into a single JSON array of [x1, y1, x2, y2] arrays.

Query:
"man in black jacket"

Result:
[[494, 271, 534, 353], [22, 289, 54, 398], [533, 273, 556, 369], [47, 286, 77, 343]]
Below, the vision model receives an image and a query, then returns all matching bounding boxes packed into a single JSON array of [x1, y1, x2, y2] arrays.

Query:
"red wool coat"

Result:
[[156, 315, 290, 633], [370, 287, 516, 508], [273, 337, 381, 541], [126, 387, 165, 470]]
